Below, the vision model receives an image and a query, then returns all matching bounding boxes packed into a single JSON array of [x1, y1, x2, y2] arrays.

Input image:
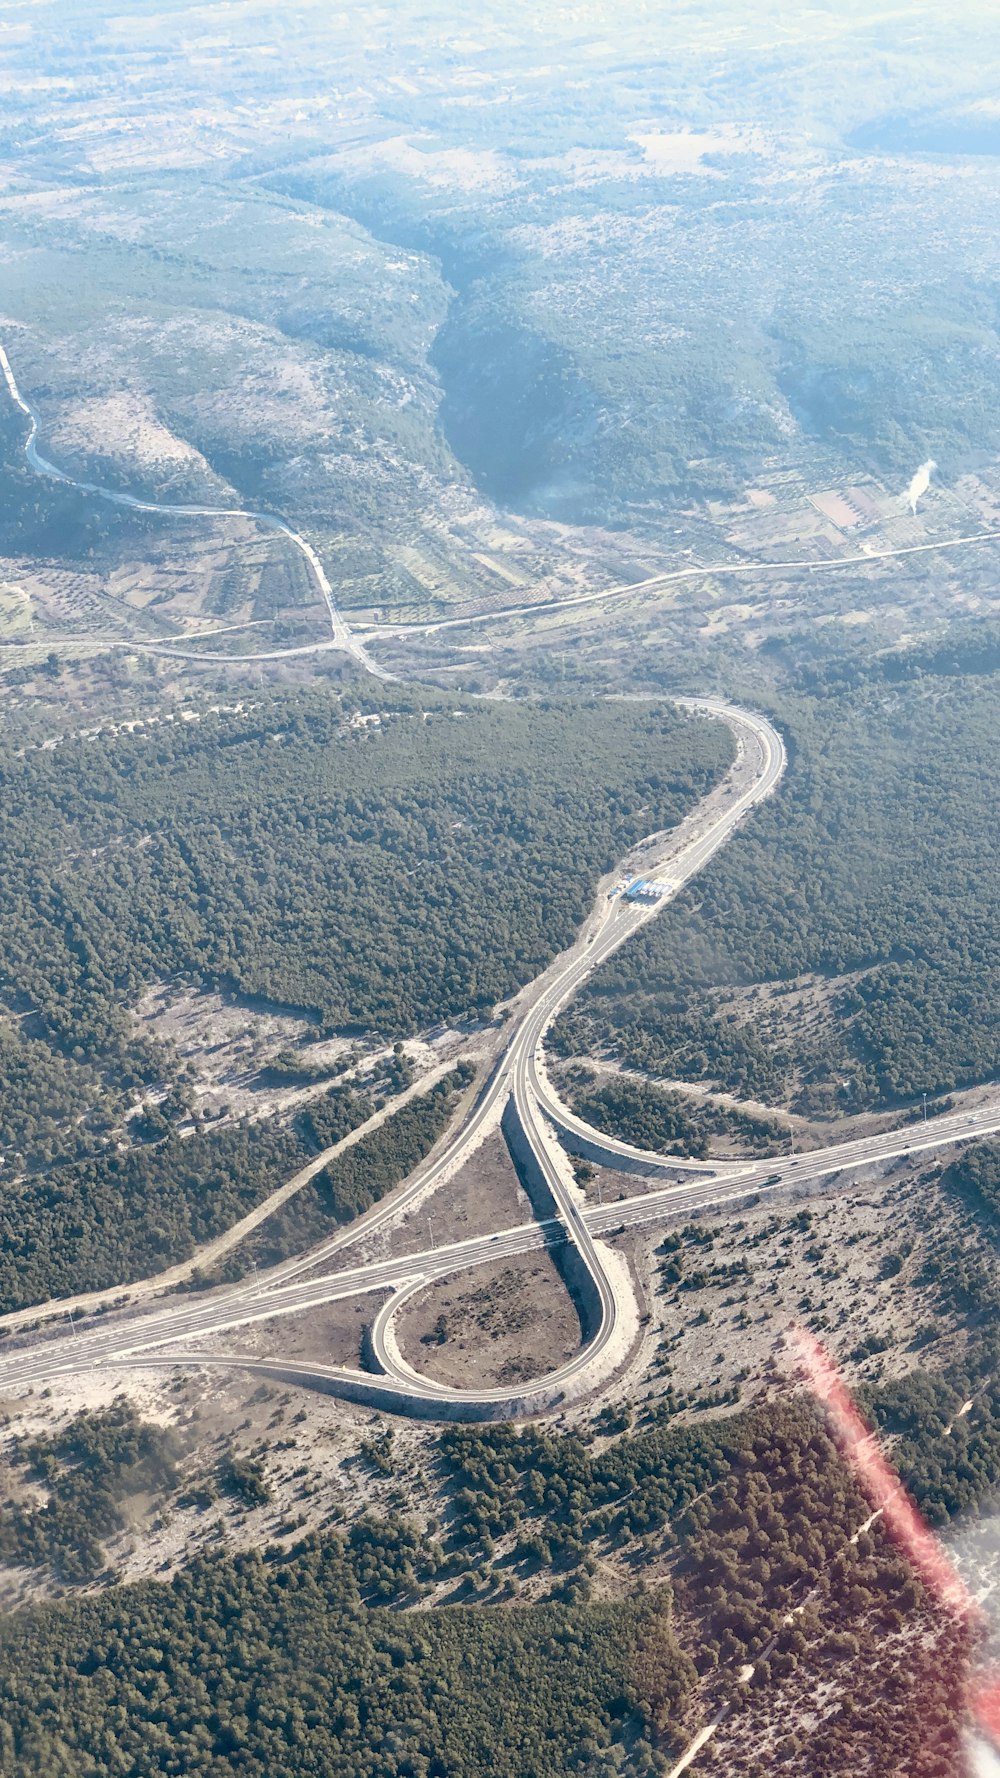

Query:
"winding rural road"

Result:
[[1, 342, 998, 1418], [5, 335, 1000, 676], [0, 341, 389, 680], [354, 528, 1000, 642]]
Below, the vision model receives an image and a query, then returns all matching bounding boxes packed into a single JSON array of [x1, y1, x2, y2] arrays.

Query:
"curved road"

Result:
[[352, 536, 1000, 642], [3, 1084, 1000, 1407], [0, 699, 827, 1416], [0, 342, 388, 680], [5, 339, 1000, 677], [0, 343, 996, 1418], [0, 649, 988, 1415], [0, 700, 786, 1413]]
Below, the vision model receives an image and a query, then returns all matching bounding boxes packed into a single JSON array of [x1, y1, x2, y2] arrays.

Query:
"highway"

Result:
[[2, 1083, 998, 1406], [0, 699, 786, 1411], [0, 685, 990, 1416], [0, 688, 958, 1422], [1, 341, 997, 1418]]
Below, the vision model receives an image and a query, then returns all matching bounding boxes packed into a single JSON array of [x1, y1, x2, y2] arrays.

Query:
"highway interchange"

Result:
[[1, 338, 999, 1418], [0, 697, 996, 1418]]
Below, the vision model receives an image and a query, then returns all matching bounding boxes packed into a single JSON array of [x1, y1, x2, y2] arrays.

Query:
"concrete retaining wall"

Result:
[[501, 1097, 604, 1343]]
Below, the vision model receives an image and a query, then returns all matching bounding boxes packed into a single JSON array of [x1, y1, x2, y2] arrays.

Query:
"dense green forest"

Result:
[[937, 1138, 1000, 1230], [0, 1534, 685, 1778], [563, 1069, 782, 1159], [5, 13, 1000, 1776], [860, 1141, 1000, 1524], [435, 1176, 1000, 1574], [555, 670, 1000, 1113], [0, 1388, 970, 1777], [0, 687, 729, 1174], [0, 1069, 470, 1316], [0, 1027, 105, 1175], [0, 1078, 366, 1315], [438, 1393, 971, 1766]]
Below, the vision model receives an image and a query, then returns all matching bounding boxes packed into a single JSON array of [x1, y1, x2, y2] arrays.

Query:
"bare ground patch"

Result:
[[334, 1128, 537, 1274], [134, 979, 355, 1124], [421, 1130, 535, 1241], [400, 1129, 536, 1258], [0, 1358, 439, 1606], [396, 1252, 581, 1390], [190, 1291, 387, 1373], [134, 977, 471, 1129], [47, 391, 228, 501], [575, 1160, 714, 1208], [615, 1156, 982, 1417], [0, 1147, 991, 1615]]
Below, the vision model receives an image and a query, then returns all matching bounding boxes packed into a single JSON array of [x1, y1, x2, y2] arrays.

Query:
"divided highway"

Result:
[[0, 702, 783, 1413], [3, 1086, 999, 1407], [0, 692, 992, 1414], [0, 700, 787, 1412], [1, 342, 997, 1419]]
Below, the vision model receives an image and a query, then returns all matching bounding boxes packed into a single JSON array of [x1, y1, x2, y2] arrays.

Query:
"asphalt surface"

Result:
[[0, 701, 820, 1412], [5, 334, 1000, 681], [3, 690, 990, 1414], [353, 533, 1000, 641], [4, 1087, 997, 1398], [1, 344, 995, 1416]]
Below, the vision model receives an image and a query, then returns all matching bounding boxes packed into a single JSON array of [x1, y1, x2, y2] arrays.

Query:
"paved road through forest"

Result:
[[1, 344, 996, 1418]]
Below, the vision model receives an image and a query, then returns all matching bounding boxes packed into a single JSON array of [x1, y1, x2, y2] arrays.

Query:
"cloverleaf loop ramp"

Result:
[[3, 341, 999, 1418]]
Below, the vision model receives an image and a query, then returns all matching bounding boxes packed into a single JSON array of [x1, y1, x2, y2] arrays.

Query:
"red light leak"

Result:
[[789, 1324, 1000, 1753]]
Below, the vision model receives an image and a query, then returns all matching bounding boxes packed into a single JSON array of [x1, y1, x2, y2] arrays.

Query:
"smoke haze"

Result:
[[906, 457, 937, 512]]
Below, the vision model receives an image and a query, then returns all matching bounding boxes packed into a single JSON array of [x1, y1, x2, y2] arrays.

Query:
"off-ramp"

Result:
[[0, 696, 994, 1419], [0, 346, 996, 1418]]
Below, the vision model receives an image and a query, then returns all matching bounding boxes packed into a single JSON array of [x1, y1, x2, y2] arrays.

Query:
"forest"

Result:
[[439, 1341, 1000, 1604], [0, 1386, 972, 1777], [0, 681, 729, 1309], [0, 402, 161, 562], [555, 669, 1000, 1114], [563, 1070, 782, 1159], [857, 1143, 1000, 1524], [938, 1138, 1000, 1230], [4, 10, 1000, 1774], [0, 1069, 470, 1316], [0, 1079, 365, 1315], [437, 1393, 973, 1768], [0, 686, 729, 1176], [0, 1530, 685, 1778]]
